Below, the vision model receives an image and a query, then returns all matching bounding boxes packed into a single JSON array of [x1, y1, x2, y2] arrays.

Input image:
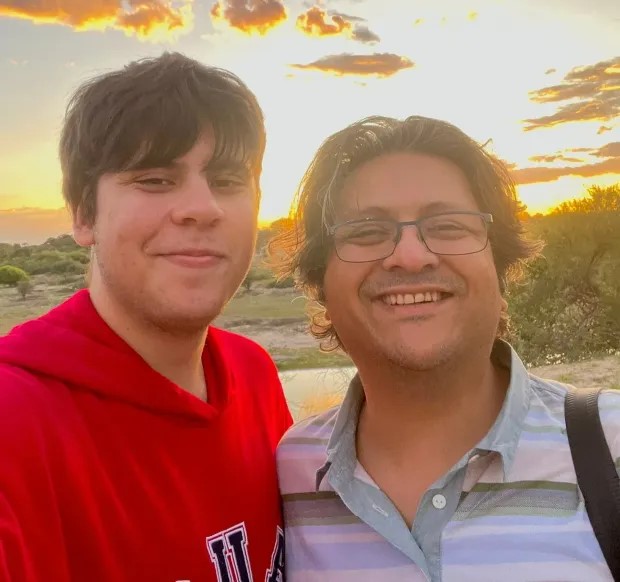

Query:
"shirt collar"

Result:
[[316, 340, 533, 490]]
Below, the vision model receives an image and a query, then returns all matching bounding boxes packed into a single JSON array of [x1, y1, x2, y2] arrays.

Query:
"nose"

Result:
[[170, 176, 224, 227], [381, 224, 440, 272]]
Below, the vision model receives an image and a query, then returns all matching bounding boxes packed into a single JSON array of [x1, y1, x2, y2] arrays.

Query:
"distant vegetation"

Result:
[[0, 184, 618, 367], [507, 184, 620, 365]]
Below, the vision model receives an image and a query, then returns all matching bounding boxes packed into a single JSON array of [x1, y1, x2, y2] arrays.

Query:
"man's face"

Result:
[[323, 152, 503, 370], [74, 127, 258, 333]]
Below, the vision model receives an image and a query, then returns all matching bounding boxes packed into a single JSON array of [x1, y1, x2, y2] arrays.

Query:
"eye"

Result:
[[425, 220, 471, 238], [135, 177, 175, 188], [210, 177, 246, 189], [339, 223, 393, 244], [435, 222, 466, 230]]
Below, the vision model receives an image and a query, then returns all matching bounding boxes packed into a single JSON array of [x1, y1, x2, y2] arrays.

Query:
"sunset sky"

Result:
[[0, 0, 618, 243]]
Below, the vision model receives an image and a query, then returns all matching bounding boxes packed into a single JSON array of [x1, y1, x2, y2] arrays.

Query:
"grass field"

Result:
[[0, 275, 336, 370]]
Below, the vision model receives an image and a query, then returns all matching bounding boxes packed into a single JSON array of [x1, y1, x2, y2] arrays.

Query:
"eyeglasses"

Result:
[[328, 211, 493, 263]]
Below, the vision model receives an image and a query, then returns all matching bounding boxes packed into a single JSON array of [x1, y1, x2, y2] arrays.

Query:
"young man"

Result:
[[273, 115, 620, 581], [0, 53, 291, 581]]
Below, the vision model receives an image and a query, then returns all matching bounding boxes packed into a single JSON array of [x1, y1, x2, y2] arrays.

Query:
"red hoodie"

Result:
[[0, 290, 292, 582]]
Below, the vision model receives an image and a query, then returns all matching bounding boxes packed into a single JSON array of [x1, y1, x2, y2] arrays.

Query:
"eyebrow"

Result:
[[206, 158, 251, 176], [338, 201, 475, 221], [123, 158, 251, 177]]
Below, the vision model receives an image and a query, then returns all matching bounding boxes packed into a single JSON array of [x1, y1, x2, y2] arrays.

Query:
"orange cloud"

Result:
[[598, 125, 613, 134], [0, 0, 193, 39], [512, 157, 620, 185], [291, 53, 414, 77], [524, 56, 620, 130], [528, 154, 585, 164], [0, 208, 72, 244], [296, 7, 380, 44], [210, 0, 286, 35], [594, 141, 620, 158], [297, 6, 351, 36]]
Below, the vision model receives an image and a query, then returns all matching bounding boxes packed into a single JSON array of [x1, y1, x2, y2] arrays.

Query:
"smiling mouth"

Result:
[[381, 291, 452, 306]]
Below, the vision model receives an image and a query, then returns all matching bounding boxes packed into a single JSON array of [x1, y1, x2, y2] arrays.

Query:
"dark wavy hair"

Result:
[[269, 115, 542, 351]]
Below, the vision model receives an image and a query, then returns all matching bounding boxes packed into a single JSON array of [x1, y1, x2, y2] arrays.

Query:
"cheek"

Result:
[[97, 198, 160, 244], [224, 198, 258, 241], [323, 259, 364, 308], [469, 255, 502, 305]]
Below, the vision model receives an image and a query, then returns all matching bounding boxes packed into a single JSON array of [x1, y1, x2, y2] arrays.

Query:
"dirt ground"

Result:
[[530, 356, 620, 390], [223, 317, 619, 389]]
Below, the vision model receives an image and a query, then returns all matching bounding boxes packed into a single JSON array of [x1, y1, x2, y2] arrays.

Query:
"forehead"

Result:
[[336, 152, 478, 217]]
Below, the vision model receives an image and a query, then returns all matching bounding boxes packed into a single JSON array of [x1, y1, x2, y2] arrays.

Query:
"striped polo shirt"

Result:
[[277, 341, 620, 581]]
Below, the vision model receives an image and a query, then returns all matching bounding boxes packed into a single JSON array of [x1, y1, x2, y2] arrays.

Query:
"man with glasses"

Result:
[[271, 115, 620, 581]]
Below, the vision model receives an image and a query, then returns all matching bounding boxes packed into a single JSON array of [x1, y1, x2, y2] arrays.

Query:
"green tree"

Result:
[[507, 183, 620, 365], [551, 183, 620, 214], [0, 265, 29, 286]]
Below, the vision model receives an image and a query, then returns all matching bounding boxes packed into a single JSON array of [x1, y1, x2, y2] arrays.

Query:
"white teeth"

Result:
[[383, 291, 443, 306]]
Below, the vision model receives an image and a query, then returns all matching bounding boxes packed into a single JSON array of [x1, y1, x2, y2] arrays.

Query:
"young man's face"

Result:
[[322, 152, 504, 370], [74, 127, 259, 332]]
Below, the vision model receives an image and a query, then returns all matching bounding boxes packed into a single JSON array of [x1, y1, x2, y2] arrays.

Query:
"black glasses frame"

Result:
[[328, 211, 494, 263]]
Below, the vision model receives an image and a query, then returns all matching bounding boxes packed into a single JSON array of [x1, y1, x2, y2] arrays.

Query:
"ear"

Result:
[[72, 205, 95, 247]]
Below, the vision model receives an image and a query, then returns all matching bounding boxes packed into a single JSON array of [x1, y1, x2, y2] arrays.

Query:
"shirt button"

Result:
[[432, 494, 447, 509]]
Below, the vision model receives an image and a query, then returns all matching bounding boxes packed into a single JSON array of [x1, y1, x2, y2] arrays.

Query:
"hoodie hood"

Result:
[[0, 290, 233, 422]]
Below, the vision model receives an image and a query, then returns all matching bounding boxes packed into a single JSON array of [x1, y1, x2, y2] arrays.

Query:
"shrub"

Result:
[[0, 265, 29, 286], [16, 278, 34, 299]]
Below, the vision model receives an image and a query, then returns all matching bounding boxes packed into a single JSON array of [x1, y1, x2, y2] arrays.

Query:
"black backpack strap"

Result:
[[565, 387, 620, 580]]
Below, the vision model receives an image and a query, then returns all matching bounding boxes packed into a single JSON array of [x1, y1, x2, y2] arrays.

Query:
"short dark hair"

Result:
[[270, 115, 542, 350], [59, 52, 266, 224]]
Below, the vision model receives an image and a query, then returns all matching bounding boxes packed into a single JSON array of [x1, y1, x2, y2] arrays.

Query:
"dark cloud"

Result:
[[291, 53, 414, 77], [598, 125, 613, 134], [545, 68, 557, 75], [0, 207, 71, 245], [512, 157, 620, 184], [352, 25, 380, 44], [524, 142, 619, 172], [210, 0, 286, 35], [331, 11, 365, 23], [0, 0, 192, 38], [524, 56, 620, 130], [296, 6, 380, 44]]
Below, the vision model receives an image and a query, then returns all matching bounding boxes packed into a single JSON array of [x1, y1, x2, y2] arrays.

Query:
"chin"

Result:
[[383, 340, 455, 371], [148, 310, 217, 335], [144, 297, 224, 333]]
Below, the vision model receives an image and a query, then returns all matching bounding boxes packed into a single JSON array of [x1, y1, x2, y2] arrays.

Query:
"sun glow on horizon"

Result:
[[0, 0, 618, 242]]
